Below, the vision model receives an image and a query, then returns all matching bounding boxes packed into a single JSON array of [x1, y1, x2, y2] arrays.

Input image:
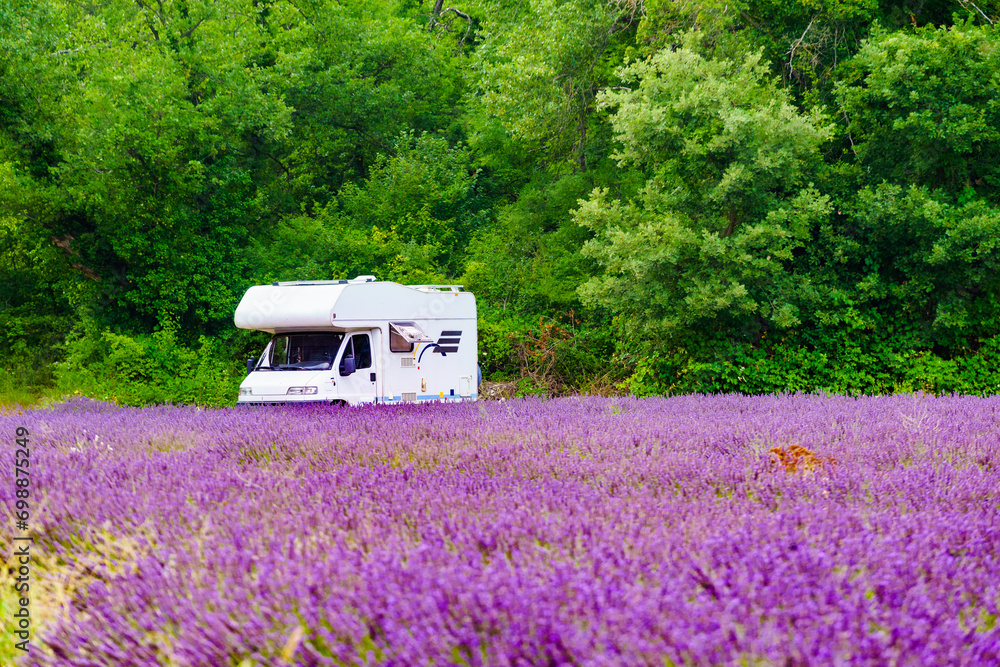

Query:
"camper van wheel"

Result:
[[330, 400, 348, 408]]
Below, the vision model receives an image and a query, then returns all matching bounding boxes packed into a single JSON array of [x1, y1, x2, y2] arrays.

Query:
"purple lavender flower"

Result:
[[1, 394, 998, 665]]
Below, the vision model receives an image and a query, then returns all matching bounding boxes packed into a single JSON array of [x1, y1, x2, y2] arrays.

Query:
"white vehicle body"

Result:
[[234, 277, 477, 405]]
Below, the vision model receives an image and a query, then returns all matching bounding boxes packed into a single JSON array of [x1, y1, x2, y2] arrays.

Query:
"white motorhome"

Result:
[[233, 277, 478, 405]]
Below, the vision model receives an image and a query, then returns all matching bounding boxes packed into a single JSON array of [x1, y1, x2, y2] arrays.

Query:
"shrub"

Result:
[[55, 323, 242, 406]]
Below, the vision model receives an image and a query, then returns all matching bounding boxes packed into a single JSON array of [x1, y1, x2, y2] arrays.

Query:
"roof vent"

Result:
[[353, 275, 377, 282]]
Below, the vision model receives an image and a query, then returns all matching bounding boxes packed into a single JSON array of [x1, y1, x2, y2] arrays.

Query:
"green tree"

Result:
[[636, 0, 881, 97], [0, 0, 294, 336], [469, 0, 640, 172], [836, 19, 1000, 199], [808, 184, 1000, 349], [267, 0, 466, 201], [259, 131, 481, 282], [577, 37, 834, 345]]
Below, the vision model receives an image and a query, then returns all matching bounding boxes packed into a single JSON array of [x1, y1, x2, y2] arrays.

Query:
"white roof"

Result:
[[234, 278, 475, 333]]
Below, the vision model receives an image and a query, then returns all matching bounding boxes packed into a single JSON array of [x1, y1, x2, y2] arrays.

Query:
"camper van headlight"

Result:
[[240, 387, 253, 396], [287, 386, 318, 395]]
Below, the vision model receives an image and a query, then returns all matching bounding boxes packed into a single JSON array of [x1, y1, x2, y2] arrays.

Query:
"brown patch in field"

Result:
[[769, 444, 836, 474]]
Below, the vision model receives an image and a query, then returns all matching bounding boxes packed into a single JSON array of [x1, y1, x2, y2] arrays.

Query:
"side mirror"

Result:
[[341, 355, 356, 376], [246, 356, 256, 375]]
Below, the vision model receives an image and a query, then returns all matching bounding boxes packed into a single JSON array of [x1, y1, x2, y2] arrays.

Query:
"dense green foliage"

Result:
[[2, 0, 999, 404]]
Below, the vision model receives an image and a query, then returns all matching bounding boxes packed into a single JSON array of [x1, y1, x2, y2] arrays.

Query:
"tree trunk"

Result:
[[722, 208, 737, 237]]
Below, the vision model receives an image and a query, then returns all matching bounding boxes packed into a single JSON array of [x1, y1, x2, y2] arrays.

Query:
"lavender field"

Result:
[[3, 394, 1000, 665]]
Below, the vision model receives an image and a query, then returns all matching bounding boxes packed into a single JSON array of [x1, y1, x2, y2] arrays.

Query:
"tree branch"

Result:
[[787, 15, 818, 79], [264, 152, 291, 179], [440, 8, 473, 44], [336, 123, 397, 157], [134, 0, 161, 41], [843, 112, 858, 158], [429, 6, 473, 45], [958, 0, 995, 25], [179, 17, 207, 41], [285, 0, 314, 26]]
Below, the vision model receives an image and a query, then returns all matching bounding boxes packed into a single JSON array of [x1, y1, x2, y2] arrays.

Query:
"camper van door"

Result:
[[336, 331, 377, 405]]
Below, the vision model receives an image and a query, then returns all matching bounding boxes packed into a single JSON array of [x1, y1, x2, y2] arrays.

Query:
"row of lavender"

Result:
[[2, 394, 999, 665]]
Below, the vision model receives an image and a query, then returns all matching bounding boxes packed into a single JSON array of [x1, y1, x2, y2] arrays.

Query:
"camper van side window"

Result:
[[352, 334, 372, 369], [389, 325, 413, 353], [339, 337, 354, 375], [269, 337, 290, 367]]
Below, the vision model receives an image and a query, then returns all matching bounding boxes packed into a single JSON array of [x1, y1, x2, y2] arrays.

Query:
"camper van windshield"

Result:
[[261, 333, 344, 371]]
